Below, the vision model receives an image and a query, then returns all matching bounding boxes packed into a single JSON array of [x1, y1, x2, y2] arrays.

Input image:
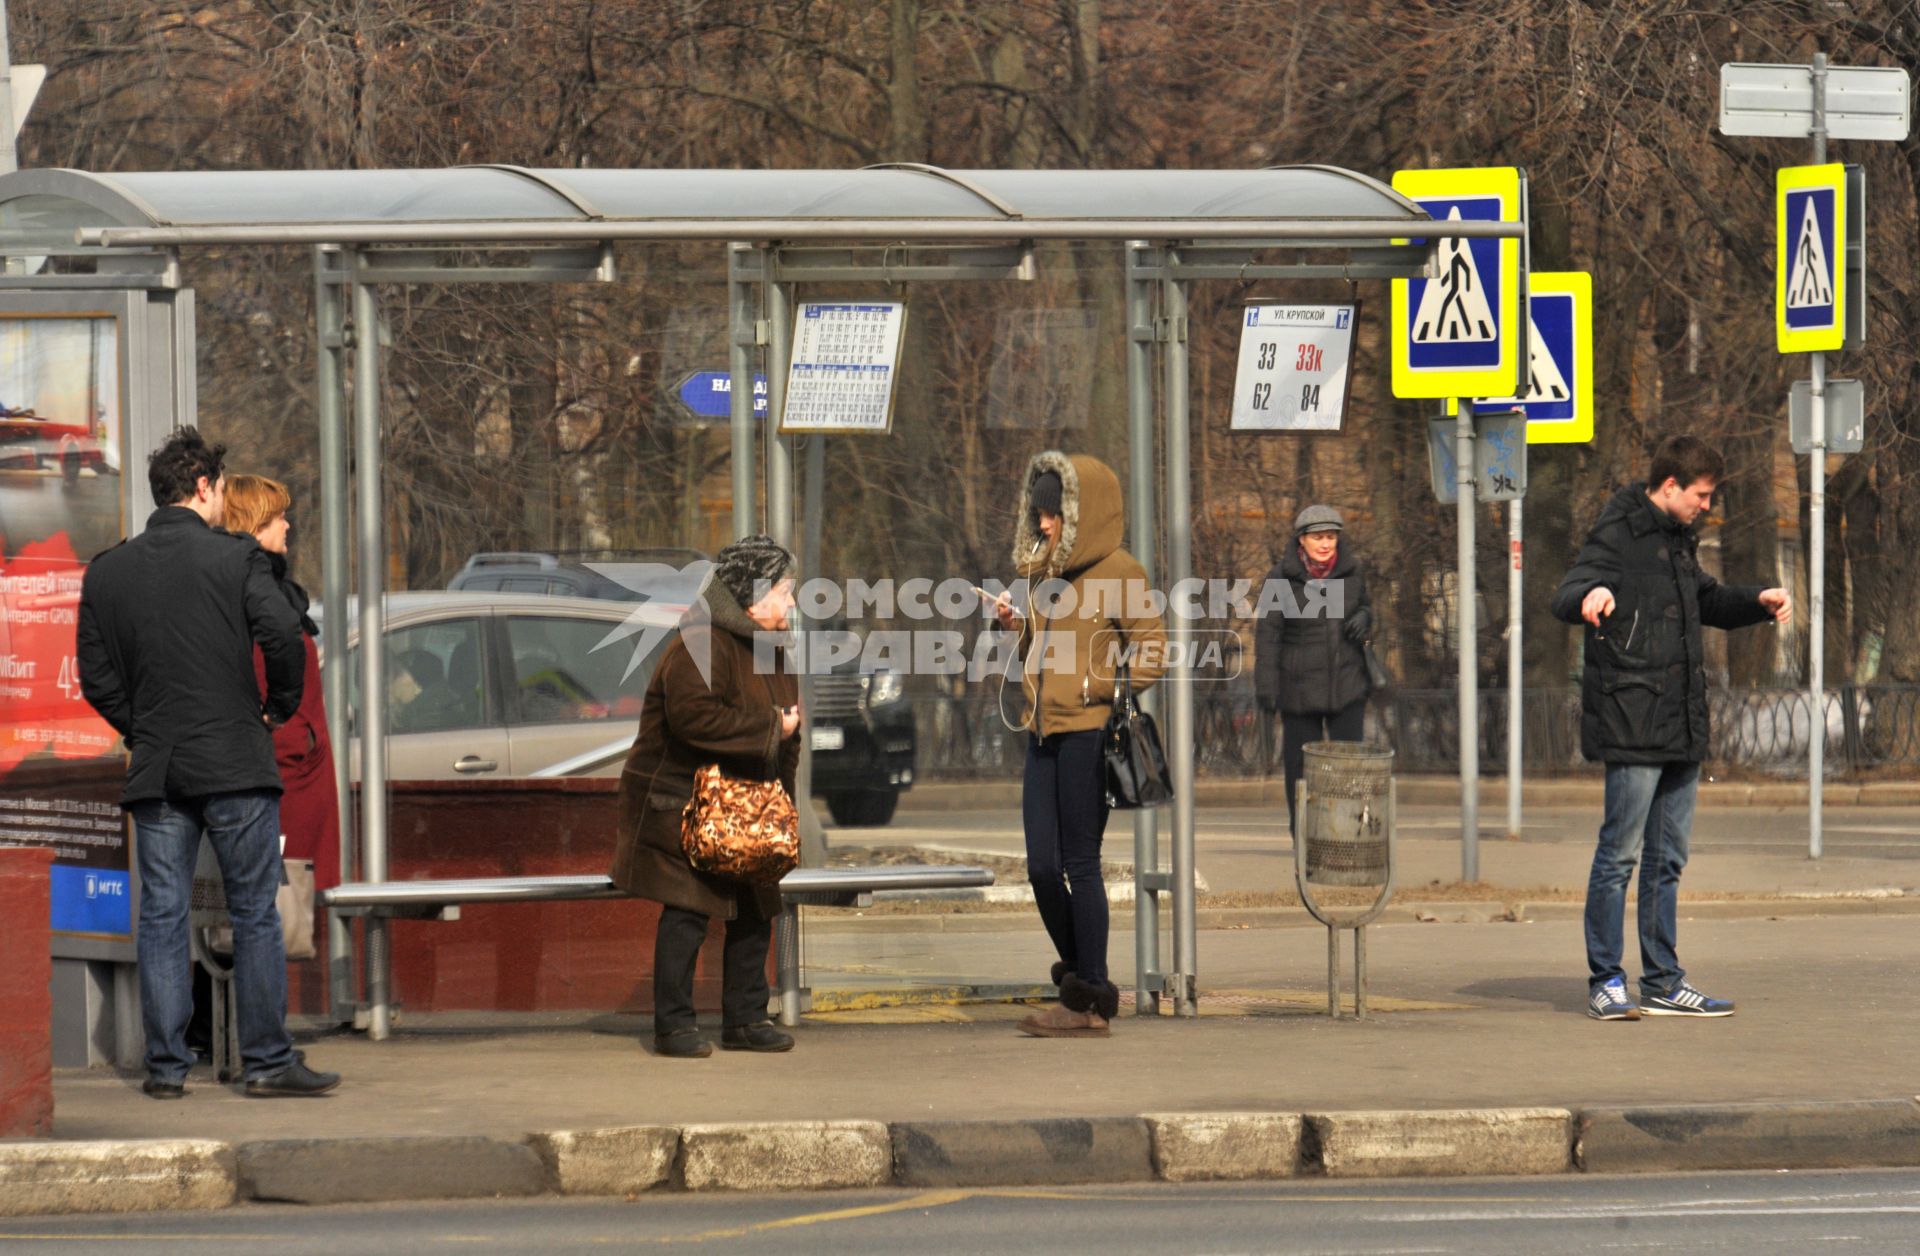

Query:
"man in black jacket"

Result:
[[78, 427, 340, 1099], [1550, 436, 1790, 1022]]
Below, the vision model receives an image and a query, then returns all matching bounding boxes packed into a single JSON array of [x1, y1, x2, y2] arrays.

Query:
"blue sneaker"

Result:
[[1642, 981, 1734, 1017], [1586, 977, 1640, 1021]]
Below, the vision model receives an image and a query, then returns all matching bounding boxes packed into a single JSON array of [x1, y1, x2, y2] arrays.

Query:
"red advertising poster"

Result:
[[0, 314, 131, 942]]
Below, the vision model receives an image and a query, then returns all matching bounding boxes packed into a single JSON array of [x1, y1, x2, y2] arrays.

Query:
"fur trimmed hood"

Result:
[[1011, 451, 1126, 581]]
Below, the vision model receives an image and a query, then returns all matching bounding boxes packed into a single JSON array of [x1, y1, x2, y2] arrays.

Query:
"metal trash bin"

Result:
[[1292, 741, 1396, 1019], [1300, 741, 1393, 887]]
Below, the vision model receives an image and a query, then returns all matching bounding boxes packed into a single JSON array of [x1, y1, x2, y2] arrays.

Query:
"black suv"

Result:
[[447, 551, 915, 826]]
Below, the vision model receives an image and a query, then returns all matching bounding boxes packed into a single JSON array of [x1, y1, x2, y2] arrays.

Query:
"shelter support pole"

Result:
[[728, 243, 758, 536], [1125, 243, 1162, 1014], [313, 246, 357, 1023], [1456, 402, 1479, 882], [1160, 256, 1198, 1017], [1808, 53, 1828, 861], [762, 258, 817, 1027], [350, 256, 392, 1041], [1507, 498, 1522, 839]]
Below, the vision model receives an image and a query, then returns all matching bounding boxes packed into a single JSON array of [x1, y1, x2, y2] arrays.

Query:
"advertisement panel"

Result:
[[0, 312, 130, 946]]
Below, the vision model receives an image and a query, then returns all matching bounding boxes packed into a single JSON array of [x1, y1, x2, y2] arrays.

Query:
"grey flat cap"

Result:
[[1293, 504, 1344, 534]]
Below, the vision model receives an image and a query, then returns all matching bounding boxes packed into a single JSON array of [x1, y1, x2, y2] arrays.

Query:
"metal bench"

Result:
[[318, 863, 995, 1031]]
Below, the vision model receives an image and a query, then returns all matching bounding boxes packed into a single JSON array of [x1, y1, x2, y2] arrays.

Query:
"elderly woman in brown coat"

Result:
[[611, 536, 801, 1059]]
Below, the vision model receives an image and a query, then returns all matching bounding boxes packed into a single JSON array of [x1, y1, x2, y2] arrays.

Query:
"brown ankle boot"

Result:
[[1017, 1003, 1111, 1038]]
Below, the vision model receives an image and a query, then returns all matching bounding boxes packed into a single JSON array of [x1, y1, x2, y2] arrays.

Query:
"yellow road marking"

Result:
[[638, 1189, 972, 1244]]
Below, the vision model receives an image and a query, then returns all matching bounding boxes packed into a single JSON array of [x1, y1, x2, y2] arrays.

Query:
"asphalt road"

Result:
[[10, 1170, 1920, 1254]]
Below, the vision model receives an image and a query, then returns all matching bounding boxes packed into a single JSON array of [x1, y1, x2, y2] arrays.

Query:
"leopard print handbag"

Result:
[[680, 762, 801, 883]]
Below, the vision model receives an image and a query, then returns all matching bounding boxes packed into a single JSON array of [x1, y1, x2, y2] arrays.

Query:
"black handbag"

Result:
[[1102, 664, 1173, 810], [1362, 641, 1393, 693]]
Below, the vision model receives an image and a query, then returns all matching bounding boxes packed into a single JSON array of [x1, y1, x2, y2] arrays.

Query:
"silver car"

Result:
[[314, 592, 680, 780]]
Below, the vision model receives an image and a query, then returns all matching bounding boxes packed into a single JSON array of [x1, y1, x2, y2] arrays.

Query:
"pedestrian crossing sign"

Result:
[[1776, 164, 1846, 353], [1391, 167, 1524, 400], [1450, 272, 1593, 444]]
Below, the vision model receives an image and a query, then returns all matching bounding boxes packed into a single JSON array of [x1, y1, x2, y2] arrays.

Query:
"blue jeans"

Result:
[[131, 790, 295, 1083], [1023, 730, 1111, 985], [1584, 762, 1699, 997]]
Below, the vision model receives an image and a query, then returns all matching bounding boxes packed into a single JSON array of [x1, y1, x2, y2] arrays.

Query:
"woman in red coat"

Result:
[[223, 476, 341, 895]]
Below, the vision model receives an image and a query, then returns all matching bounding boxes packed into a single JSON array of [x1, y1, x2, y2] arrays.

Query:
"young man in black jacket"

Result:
[[77, 427, 340, 1098], [1550, 436, 1791, 1022]]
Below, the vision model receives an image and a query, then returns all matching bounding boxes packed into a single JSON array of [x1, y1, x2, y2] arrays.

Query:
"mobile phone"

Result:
[[973, 586, 1021, 615]]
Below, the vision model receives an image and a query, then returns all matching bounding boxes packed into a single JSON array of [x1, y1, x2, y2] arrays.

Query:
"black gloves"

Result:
[[1342, 606, 1373, 642]]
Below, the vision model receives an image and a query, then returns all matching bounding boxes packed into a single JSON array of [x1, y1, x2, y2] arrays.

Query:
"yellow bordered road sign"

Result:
[[1391, 167, 1523, 400], [1777, 163, 1846, 353], [1451, 272, 1593, 444]]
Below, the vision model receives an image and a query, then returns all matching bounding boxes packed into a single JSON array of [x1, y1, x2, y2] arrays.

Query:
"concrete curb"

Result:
[[679, 1121, 892, 1191], [1309, 1108, 1573, 1178], [529, 1125, 678, 1195], [891, 1117, 1153, 1187], [1577, 1099, 1920, 1173], [0, 1139, 235, 1216], [236, 1135, 549, 1205], [1144, 1111, 1303, 1181], [11, 1098, 1920, 1214]]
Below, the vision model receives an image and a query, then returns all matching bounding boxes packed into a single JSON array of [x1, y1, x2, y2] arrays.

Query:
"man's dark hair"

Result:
[[1646, 435, 1725, 492], [147, 426, 226, 506]]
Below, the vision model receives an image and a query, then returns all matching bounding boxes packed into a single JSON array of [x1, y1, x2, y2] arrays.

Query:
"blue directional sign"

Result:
[[675, 370, 767, 420]]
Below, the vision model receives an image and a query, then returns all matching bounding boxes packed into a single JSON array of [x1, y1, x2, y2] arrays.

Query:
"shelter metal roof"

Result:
[[0, 165, 1523, 248]]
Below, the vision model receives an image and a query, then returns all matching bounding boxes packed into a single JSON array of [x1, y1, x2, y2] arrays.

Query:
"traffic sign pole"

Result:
[[1809, 53, 1828, 862], [1456, 399, 1478, 881], [1508, 499, 1522, 840]]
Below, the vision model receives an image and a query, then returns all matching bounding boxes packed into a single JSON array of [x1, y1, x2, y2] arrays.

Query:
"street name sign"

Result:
[[674, 370, 767, 421], [779, 301, 908, 434], [1720, 63, 1911, 141], [1229, 303, 1358, 431], [1777, 164, 1846, 353], [1391, 167, 1523, 400]]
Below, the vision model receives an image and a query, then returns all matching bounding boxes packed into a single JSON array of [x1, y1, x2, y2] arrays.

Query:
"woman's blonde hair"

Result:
[[224, 474, 291, 538]]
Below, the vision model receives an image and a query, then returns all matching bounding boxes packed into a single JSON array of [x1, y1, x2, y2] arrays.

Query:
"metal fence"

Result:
[[907, 684, 1920, 780]]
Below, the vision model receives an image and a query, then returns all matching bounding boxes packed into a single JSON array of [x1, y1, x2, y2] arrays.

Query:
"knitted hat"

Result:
[[1029, 469, 1063, 517], [713, 534, 795, 609], [1293, 504, 1344, 535]]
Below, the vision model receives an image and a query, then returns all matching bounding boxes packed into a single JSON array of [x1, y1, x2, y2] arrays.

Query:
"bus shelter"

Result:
[[0, 165, 1524, 1047]]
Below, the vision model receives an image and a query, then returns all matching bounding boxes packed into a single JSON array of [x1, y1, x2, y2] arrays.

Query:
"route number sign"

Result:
[[1229, 304, 1358, 432]]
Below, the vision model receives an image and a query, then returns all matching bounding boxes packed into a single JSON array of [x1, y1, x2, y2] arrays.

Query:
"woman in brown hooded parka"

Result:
[[612, 535, 802, 1059], [992, 452, 1165, 1037]]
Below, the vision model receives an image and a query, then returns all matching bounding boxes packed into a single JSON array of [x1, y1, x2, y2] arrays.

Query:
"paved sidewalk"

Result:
[[47, 913, 1920, 1141], [17, 797, 1918, 1213]]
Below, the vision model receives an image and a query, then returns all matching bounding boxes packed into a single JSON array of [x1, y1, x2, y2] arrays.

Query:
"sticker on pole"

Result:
[[1451, 272, 1592, 444], [1229, 304, 1358, 431], [1776, 164, 1846, 353], [1391, 167, 1523, 400]]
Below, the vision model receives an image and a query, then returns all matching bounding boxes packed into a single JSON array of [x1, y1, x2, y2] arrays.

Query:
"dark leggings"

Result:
[[1282, 698, 1368, 836], [1022, 729, 1112, 985], [652, 887, 772, 1035]]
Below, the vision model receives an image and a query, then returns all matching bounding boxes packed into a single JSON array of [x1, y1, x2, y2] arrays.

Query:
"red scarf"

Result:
[[1299, 540, 1337, 580]]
